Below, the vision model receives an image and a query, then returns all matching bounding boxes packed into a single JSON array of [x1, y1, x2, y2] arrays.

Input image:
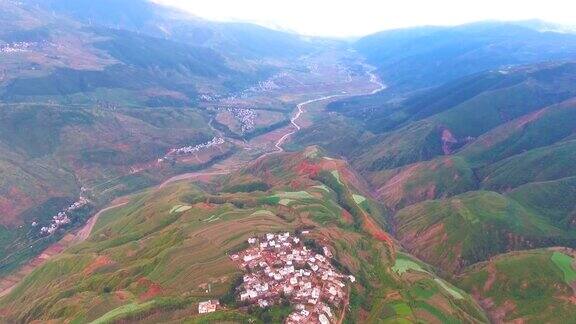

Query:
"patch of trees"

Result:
[[223, 182, 270, 193], [243, 120, 290, 140], [220, 275, 243, 306], [313, 171, 364, 230]]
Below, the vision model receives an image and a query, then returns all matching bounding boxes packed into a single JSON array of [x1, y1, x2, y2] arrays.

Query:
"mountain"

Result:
[[393, 190, 576, 272], [1, 3, 576, 322], [355, 21, 576, 90], [0, 0, 323, 277], [1, 0, 319, 106], [293, 60, 576, 274], [330, 62, 576, 171], [0, 103, 236, 275], [0, 148, 488, 323], [25, 0, 316, 60], [458, 248, 576, 322]]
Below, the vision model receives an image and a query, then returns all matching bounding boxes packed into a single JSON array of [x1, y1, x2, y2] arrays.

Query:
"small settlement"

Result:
[[230, 232, 355, 324], [158, 137, 226, 164], [198, 300, 220, 314], [0, 41, 36, 53], [169, 137, 225, 156], [225, 108, 257, 134], [38, 194, 90, 235]]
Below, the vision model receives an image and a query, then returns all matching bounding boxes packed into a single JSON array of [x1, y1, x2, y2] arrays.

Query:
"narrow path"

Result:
[[270, 69, 385, 155], [274, 94, 345, 152], [159, 171, 231, 189], [0, 201, 129, 298], [337, 286, 351, 324], [0, 67, 386, 299], [74, 201, 128, 242]]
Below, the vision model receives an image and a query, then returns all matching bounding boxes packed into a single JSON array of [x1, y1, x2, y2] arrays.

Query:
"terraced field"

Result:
[[458, 248, 576, 323], [0, 149, 487, 323]]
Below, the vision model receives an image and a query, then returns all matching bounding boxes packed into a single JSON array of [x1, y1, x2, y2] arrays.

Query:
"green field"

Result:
[[0, 149, 488, 323], [393, 190, 576, 272], [459, 249, 576, 323], [170, 205, 192, 214], [392, 254, 428, 275], [551, 252, 576, 284]]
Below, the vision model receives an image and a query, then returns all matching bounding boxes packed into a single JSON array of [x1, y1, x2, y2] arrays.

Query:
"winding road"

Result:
[[273, 69, 385, 153], [0, 68, 385, 299], [274, 95, 345, 152], [74, 201, 128, 242]]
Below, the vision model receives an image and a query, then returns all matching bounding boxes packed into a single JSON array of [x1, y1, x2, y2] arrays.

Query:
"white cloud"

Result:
[[154, 0, 576, 37]]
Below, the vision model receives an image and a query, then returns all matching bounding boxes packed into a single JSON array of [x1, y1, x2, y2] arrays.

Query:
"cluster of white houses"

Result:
[[230, 232, 355, 324], [38, 195, 90, 235], [226, 108, 257, 134], [167, 137, 225, 156], [206, 71, 289, 106], [0, 41, 36, 53]]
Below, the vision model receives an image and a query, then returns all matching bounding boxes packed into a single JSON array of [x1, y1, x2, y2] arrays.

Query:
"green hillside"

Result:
[[458, 249, 576, 323], [344, 63, 576, 173], [479, 139, 576, 191], [507, 177, 576, 229], [0, 104, 235, 275], [0, 150, 487, 323], [0, 0, 329, 279], [393, 191, 576, 272], [460, 98, 576, 166], [297, 61, 576, 281], [2, 1, 576, 322], [370, 156, 478, 211]]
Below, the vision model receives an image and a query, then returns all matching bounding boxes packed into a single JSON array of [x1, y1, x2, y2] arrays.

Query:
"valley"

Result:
[[1, 1, 576, 323], [0, 43, 384, 306]]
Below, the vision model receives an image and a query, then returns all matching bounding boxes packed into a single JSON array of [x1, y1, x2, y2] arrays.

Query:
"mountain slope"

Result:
[[0, 102, 241, 276], [393, 191, 576, 272], [0, 0, 330, 278], [458, 248, 576, 323], [26, 0, 316, 60], [355, 21, 576, 90], [294, 60, 576, 280], [0, 148, 488, 323]]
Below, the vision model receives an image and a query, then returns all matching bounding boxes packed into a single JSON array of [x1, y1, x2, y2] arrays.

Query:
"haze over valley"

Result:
[[0, 0, 575, 323]]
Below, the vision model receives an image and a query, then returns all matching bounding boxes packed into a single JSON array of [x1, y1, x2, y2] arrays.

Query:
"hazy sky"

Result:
[[154, 0, 575, 37]]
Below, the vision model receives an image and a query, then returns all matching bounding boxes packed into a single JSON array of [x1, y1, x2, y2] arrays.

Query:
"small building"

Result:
[[258, 299, 269, 308], [323, 246, 333, 258], [198, 300, 219, 314], [319, 313, 330, 324]]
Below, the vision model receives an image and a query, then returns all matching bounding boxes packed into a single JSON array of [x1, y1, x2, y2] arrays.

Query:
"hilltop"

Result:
[[292, 61, 576, 274], [0, 148, 488, 323]]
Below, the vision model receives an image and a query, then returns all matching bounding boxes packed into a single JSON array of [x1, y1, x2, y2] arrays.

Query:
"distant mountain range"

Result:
[[0, 0, 317, 277], [1, 1, 576, 323], [355, 20, 576, 90]]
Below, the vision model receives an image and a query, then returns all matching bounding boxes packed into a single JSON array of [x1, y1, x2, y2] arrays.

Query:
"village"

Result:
[[37, 192, 91, 235], [226, 232, 355, 324], [223, 107, 257, 134], [199, 71, 293, 106], [0, 41, 36, 53], [164, 137, 225, 158]]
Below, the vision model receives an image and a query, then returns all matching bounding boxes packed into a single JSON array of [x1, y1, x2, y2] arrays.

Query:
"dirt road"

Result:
[[0, 67, 386, 299], [74, 201, 128, 242]]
